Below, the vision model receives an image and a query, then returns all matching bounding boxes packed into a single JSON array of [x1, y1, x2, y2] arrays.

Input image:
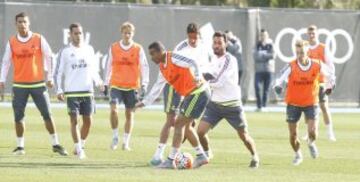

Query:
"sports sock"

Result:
[[74, 143, 81, 153], [50, 133, 60, 146], [168, 147, 179, 160], [194, 146, 205, 156], [295, 150, 302, 158], [252, 153, 259, 161], [123, 133, 131, 147], [113, 128, 119, 139], [153, 143, 166, 160], [17, 137, 24, 148], [81, 140, 86, 148]]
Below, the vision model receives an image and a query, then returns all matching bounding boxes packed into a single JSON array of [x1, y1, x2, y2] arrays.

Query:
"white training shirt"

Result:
[[174, 39, 212, 73], [274, 58, 335, 89], [55, 43, 102, 94], [142, 52, 201, 106], [0, 31, 53, 82], [208, 52, 242, 105], [104, 40, 149, 89]]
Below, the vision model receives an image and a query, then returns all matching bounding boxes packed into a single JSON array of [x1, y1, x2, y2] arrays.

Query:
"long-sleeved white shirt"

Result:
[[55, 43, 102, 95], [142, 52, 201, 106], [174, 39, 212, 73], [0, 31, 53, 83], [104, 40, 149, 89], [208, 52, 242, 105], [274, 58, 335, 89]]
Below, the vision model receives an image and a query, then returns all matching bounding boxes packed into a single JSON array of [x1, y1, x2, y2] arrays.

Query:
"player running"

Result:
[[105, 22, 149, 151], [137, 41, 210, 169], [304, 25, 336, 141], [0, 12, 67, 156], [55, 23, 104, 159], [197, 32, 259, 168], [273, 40, 335, 166]]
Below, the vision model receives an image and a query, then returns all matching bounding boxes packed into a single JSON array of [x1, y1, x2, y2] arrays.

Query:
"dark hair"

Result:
[[224, 30, 230, 33], [307, 25, 317, 31], [187, 23, 199, 34], [213, 31, 227, 43], [69, 23, 82, 32], [15, 12, 28, 21], [260, 28, 266, 33], [148, 41, 165, 52]]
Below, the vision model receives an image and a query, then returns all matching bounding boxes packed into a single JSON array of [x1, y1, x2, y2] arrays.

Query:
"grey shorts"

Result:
[[201, 101, 247, 130], [110, 88, 137, 109], [12, 86, 51, 123], [319, 86, 328, 103], [163, 83, 181, 113], [66, 96, 95, 116], [286, 105, 319, 123], [179, 88, 210, 119]]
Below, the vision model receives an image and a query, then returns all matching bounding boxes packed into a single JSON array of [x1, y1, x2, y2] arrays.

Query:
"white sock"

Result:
[[153, 143, 166, 160], [17, 137, 24, 148], [81, 140, 86, 148], [50, 133, 60, 146], [123, 133, 131, 147], [326, 123, 334, 132], [252, 153, 259, 161], [308, 139, 315, 146], [295, 150, 302, 158], [194, 146, 205, 156], [113, 128, 119, 139], [74, 143, 81, 153], [168, 147, 179, 160]]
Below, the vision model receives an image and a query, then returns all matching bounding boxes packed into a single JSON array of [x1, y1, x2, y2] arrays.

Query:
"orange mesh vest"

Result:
[[285, 59, 321, 107], [110, 42, 141, 89], [10, 33, 44, 84], [160, 52, 198, 96], [308, 43, 325, 83]]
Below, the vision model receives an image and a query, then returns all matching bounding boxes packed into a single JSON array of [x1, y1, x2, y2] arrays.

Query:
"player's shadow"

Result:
[[0, 162, 149, 169]]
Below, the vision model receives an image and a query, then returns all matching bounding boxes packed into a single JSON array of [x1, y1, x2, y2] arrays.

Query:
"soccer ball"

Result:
[[174, 152, 194, 169]]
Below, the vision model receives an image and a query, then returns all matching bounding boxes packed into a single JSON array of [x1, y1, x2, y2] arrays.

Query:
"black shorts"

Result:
[[319, 86, 328, 103], [286, 105, 319, 123], [66, 96, 95, 116], [179, 87, 210, 120], [201, 101, 247, 130], [110, 88, 137, 109], [163, 83, 181, 113], [12, 86, 51, 123]]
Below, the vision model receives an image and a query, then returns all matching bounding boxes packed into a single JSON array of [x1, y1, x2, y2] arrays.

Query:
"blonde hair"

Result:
[[295, 39, 310, 53], [307, 25, 317, 31], [121, 21, 135, 32]]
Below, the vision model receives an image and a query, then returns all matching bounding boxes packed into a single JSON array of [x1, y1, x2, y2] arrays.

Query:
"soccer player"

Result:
[[0, 12, 67, 155], [55, 23, 104, 159], [197, 32, 259, 168], [105, 22, 149, 151], [273, 40, 335, 166], [137, 41, 210, 169], [304, 25, 336, 141]]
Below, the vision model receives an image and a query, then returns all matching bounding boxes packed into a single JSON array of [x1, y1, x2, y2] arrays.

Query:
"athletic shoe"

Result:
[[308, 143, 319, 159], [193, 154, 209, 168], [77, 149, 86, 160], [292, 155, 303, 166], [205, 150, 214, 160], [122, 144, 131, 151], [156, 158, 176, 169], [12, 147, 25, 155], [110, 137, 119, 150], [53, 145, 68, 156], [149, 158, 163, 166], [249, 159, 260, 169]]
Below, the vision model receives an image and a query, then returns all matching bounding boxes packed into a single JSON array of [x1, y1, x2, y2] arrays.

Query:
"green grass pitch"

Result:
[[0, 107, 359, 182]]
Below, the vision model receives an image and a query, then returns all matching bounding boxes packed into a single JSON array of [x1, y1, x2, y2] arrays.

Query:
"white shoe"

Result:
[[205, 150, 214, 160], [110, 137, 119, 150], [77, 149, 86, 160], [122, 144, 132, 151], [292, 155, 303, 166]]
